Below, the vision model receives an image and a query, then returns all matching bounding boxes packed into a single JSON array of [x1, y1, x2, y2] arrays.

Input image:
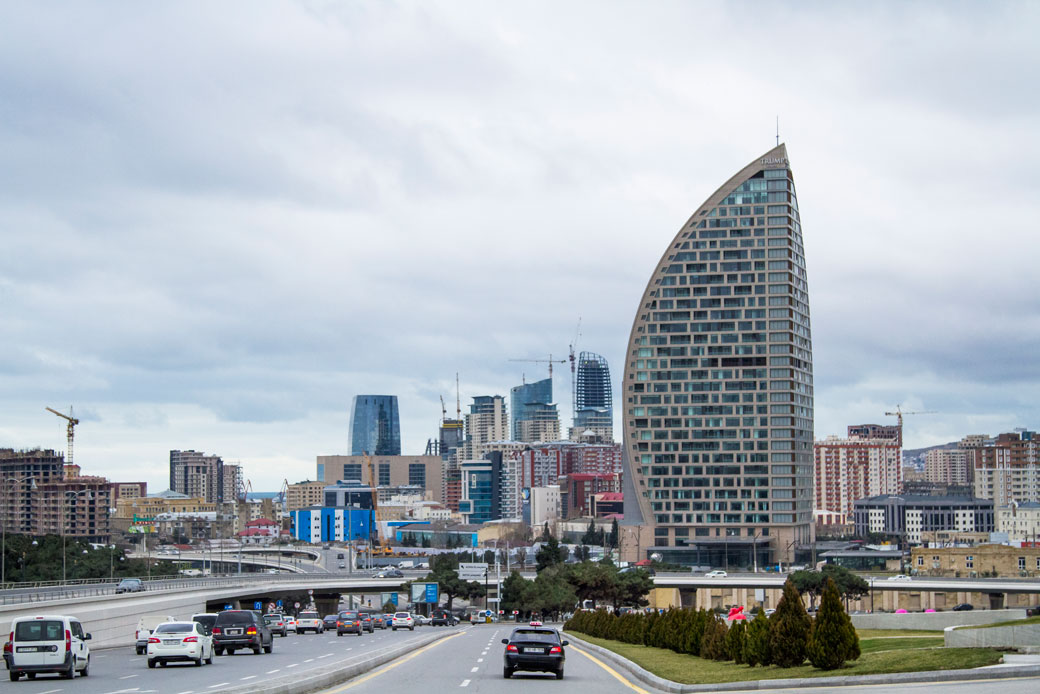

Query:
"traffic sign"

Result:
[[294, 602, 300, 608], [308, 589, 314, 595]]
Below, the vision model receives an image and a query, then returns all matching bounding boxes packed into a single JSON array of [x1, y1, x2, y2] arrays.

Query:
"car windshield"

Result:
[[155, 623, 195, 634], [119, 579, 140, 585], [510, 629, 560, 643], [15, 621, 64, 642]]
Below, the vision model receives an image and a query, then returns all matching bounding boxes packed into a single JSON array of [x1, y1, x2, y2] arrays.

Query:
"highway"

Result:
[[4, 623, 458, 694]]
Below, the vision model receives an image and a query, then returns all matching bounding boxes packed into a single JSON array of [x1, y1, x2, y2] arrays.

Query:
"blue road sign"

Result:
[[254, 601, 263, 610]]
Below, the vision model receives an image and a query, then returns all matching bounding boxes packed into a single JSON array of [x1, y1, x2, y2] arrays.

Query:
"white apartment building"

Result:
[[997, 502, 1040, 543], [925, 448, 972, 485], [529, 485, 561, 528]]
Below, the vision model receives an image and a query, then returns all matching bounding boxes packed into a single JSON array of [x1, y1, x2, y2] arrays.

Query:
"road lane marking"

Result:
[[286, 663, 299, 668], [470, 666, 478, 672], [460, 680, 471, 687], [39, 690, 64, 694], [477, 658, 483, 662], [304, 658, 314, 662], [207, 684, 230, 689], [322, 631, 464, 693], [240, 676, 256, 680], [570, 645, 650, 694], [119, 674, 138, 679], [266, 669, 280, 674], [318, 653, 333, 658]]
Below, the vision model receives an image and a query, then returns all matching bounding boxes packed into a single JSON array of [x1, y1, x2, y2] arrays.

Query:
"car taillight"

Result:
[[353, 621, 360, 626], [246, 627, 257, 635], [183, 636, 198, 643], [550, 646, 562, 654], [66, 629, 71, 652], [337, 621, 343, 627], [506, 644, 518, 652], [148, 637, 160, 644], [211, 627, 221, 635], [135, 630, 140, 640]]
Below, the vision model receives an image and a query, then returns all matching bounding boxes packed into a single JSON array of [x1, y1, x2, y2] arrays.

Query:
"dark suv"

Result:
[[431, 609, 456, 626], [337, 611, 363, 636], [212, 610, 273, 655]]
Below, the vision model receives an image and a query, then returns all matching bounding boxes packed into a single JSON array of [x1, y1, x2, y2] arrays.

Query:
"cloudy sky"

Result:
[[2, 1, 1038, 491]]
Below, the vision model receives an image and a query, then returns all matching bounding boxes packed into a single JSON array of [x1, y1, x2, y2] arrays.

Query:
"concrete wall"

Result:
[[946, 623, 1040, 648], [852, 608, 1027, 631]]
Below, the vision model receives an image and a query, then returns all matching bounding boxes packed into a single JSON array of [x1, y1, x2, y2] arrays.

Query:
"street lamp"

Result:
[[63, 489, 93, 584], [1, 476, 37, 585]]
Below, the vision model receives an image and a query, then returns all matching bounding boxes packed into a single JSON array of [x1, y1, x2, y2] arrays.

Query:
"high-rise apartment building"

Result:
[[814, 435, 902, 521], [439, 418, 464, 462], [573, 352, 614, 441], [511, 378, 560, 443], [461, 395, 509, 461], [925, 448, 972, 486], [972, 430, 1040, 505], [169, 450, 230, 504], [847, 424, 901, 446], [457, 451, 521, 524], [621, 144, 813, 567], [349, 395, 401, 456]]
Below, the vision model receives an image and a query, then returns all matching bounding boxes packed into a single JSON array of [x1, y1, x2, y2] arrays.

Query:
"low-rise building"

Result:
[[997, 502, 1040, 543], [911, 543, 1040, 578], [853, 495, 995, 543], [286, 480, 326, 512]]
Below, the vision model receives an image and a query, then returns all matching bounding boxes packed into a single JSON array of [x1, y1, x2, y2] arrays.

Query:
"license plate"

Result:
[[16, 646, 41, 652], [523, 647, 543, 654], [163, 639, 179, 645], [227, 628, 243, 636]]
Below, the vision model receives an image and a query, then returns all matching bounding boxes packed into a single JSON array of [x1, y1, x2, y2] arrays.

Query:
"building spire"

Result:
[[776, 115, 780, 146]]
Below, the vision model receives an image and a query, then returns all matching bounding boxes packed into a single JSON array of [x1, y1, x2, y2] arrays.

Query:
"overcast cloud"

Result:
[[2, 1, 1038, 491]]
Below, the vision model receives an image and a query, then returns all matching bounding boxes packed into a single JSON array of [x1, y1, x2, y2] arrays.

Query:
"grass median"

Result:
[[568, 632, 1003, 684]]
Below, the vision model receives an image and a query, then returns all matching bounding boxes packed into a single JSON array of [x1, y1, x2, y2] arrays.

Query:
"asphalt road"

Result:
[[308, 622, 658, 694], [5, 623, 455, 694]]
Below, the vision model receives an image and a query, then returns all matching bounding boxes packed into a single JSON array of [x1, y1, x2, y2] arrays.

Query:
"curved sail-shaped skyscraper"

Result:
[[621, 144, 813, 568]]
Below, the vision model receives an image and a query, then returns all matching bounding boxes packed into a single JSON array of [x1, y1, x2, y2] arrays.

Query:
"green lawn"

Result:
[[567, 632, 1003, 684], [964, 615, 1040, 629], [858, 636, 945, 653], [856, 629, 943, 638]]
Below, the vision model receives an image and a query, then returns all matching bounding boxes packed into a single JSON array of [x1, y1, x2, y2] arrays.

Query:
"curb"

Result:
[[212, 627, 461, 694], [562, 632, 1040, 692]]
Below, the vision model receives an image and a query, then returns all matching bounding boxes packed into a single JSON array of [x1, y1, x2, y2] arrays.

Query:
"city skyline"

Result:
[[2, 2, 1039, 491]]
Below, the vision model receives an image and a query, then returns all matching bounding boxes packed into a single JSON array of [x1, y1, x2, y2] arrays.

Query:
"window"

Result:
[[916, 556, 924, 566], [1019, 557, 1026, 571], [965, 555, 974, 569]]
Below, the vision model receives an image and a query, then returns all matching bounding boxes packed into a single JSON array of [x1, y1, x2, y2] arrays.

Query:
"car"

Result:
[[705, 570, 728, 578], [337, 611, 364, 636], [417, 614, 432, 626], [147, 621, 213, 668], [430, 609, 456, 626], [502, 627, 567, 680], [211, 610, 273, 655], [116, 578, 146, 594], [383, 613, 396, 627], [297, 611, 324, 634], [371, 614, 387, 629], [136, 614, 176, 655], [391, 612, 414, 631], [191, 613, 219, 636], [285, 616, 297, 633], [338, 562, 347, 569], [263, 613, 288, 637], [887, 574, 912, 581], [360, 613, 374, 633], [375, 567, 404, 578], [337, 553, 345, 559], [952, 603, 975, 611], [322, 614, 339, 631], [4, 615, 92, 681]]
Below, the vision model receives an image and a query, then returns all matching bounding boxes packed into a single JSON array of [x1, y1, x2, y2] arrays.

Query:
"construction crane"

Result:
[[364, 453, 390, 558], [884, 406, 937, 447], [509, 354, 567, 381], [568, 317, 582, 420], [46, 406, 79, 466], [440, 395, 448, 423]]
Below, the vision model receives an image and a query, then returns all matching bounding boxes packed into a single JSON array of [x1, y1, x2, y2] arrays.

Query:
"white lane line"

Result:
[[286, 663, 299, 668], [265, 669, 280, 674], [318, 653, 333, 658], [460, 680, 471, 687], [119, 674, 138, 679], [175, 691, 194, 694], [304, 658, 314, 663], [240, 675, 256, 681], [208, 684, 230, 689], [478, 658, 484, 662], [470, 666, 479, 672], [38, 690, 63, 694]]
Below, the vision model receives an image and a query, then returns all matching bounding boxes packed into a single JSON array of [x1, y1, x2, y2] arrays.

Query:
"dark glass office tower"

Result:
[[349, 395, 401, 456], [574, 351, 613, 431], [510, 378, 554, 440], [622, 144, 813, 568]]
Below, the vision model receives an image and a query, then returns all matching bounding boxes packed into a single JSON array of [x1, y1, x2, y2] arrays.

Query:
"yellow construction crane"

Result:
[[509, 354, 567, 380], [46, 406, 79, 465], [364, 453, 390, 556], [884, 406, 937, 446]]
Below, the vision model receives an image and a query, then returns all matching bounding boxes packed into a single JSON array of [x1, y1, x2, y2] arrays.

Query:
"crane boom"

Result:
[[883, 406, 937, 447], [508, 354, 567, 379], [46, 406, 79, 465]]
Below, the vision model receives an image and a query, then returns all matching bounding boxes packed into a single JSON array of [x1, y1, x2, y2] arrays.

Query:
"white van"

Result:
[[135, 615, 176, 655], [397, 560, 415, 569], [4, 614, 92, 681]]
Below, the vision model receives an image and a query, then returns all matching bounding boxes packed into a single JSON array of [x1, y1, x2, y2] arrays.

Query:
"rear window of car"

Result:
[[215, 611, 254, 626], [193, 615, 217, 628], [15, 620, 64, 642], [340, 612, 358, 619], [394, 612, 409, 618], [155, 623, 195, 634], [511, 629, 560, 643], [299, 612, 319, 620], [119, 579, 141, 585]]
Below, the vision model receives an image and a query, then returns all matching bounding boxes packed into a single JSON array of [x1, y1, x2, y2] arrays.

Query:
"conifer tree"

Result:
[[726, 619, 747, 664], [769, 579, 811, 667], [743, 608, 771, 666], [807, 577, 861, 670]]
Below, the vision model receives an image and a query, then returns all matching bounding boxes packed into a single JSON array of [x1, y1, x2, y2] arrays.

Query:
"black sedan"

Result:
[[952, 603, 975, 611], [502, 627, 567, 679]]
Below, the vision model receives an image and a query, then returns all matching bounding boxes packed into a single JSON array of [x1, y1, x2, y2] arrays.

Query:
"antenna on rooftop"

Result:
[[776, 116, 780, 146]]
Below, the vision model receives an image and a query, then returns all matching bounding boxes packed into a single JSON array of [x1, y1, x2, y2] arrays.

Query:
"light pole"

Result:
[[2, 476, 37, 585], [62, 489, 93, 584]]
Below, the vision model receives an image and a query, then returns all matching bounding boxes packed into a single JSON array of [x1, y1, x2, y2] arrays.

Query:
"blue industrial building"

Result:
[[291, 506, 375, 543]]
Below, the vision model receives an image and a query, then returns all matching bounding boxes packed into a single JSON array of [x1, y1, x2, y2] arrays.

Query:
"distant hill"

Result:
[[903, 441, 959, 468]]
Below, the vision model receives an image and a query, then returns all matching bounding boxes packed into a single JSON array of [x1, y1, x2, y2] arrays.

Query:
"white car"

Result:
[[391, 612, 414, 631], [147, 621, 213, 668], [285, 617, 297, 633], [296, 611, 324, 634], [887, 574, 912, 581], [5, 615, 92, 681], [705, 570, 728, 578]]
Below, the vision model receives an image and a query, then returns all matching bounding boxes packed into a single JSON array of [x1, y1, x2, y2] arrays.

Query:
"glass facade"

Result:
[[574, 351, 613, 430], [349, 395, 401, 456], [510, 378, 555, 440], [622, 144, 814, 566]]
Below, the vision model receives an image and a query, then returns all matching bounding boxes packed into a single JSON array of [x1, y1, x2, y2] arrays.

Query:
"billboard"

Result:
[[381, 592, 399, 607], [409, 582, 439, 604]]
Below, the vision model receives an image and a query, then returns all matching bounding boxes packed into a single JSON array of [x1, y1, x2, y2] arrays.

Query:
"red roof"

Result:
[[245, 518, 276, 527], [237, 528, 276, 537], [596, 492, 623, 501]]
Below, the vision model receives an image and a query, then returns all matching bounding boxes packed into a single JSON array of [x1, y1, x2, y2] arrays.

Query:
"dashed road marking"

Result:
[[304, 658, 314, 663], [266, 669, 280, 674], [286, 663, 298, 668], [460, 680, 471, 687], [240, 675, 256, 680], [477, 658, 484, 662], [119, 674, 138, 679], [318, 653, 333, 658], [208, 684, 230, 689]]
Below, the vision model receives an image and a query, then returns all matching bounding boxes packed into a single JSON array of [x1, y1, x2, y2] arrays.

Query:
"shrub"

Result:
[[769, 579, 811, 667], [807, 577, 861, 670], [743, 609, 771, 666], [726, 619, 747, 664], [700, 615, 730, 661]]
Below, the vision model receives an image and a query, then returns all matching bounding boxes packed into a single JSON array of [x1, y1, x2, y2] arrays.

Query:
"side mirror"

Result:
[[501, 638, 509, 644], [85, 634, 92, 640], [561, 640, 569, 646]]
